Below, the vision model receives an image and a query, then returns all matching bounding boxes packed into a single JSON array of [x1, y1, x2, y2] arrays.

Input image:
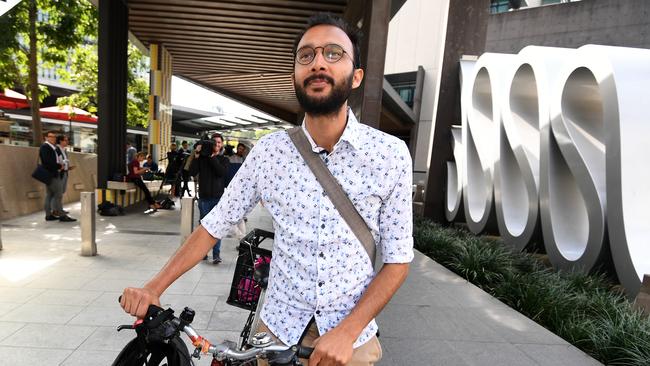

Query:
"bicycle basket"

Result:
[[227, 229, 274, 311]]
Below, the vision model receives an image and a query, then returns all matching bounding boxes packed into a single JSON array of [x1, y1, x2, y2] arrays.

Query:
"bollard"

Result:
[[80, 192, 97, 256], [180, 197, 195, 245]]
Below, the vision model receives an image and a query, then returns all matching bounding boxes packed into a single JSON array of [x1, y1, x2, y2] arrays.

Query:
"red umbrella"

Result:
[[40, 105, 98, 123], [0, 89, 30, 110]]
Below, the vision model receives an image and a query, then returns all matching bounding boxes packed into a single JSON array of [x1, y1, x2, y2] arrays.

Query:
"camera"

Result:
[[195, 138, 214, 157]]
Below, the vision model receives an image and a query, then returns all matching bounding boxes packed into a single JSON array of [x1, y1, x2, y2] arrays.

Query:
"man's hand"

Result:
[[309, 326, 355, 366], [120, 286, 161, 319]]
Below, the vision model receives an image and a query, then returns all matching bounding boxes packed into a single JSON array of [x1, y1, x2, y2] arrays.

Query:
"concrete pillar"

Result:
[[80, 192, 97, 256], [349, 0, 391, 128], [424, 0, 490, 221], [98, 0, 128, 189], [180, 197, 195, 245]]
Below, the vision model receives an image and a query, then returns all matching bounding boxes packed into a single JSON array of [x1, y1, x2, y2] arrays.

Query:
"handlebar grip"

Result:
[[296, 346, 314, 360]]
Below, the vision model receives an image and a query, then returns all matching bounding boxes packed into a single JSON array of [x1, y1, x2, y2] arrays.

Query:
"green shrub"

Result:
[[413, 218, 650, 366]]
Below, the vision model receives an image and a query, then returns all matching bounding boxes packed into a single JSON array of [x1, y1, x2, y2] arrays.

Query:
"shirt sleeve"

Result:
[[378, 142, 414, 264], [200, 138, 264, 239]]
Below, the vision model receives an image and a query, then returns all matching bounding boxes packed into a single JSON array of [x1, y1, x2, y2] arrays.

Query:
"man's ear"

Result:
[[351, 68, 364, 89]]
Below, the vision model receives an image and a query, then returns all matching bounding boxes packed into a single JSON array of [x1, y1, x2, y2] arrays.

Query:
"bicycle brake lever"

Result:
[[117, 319, 143, 332]]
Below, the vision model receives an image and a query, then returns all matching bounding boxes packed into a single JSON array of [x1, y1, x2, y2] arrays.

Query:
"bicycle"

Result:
[[113, 229, 306, 365]]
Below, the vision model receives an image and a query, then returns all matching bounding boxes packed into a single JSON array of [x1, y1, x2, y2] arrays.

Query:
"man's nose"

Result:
[[310, 50, 328, 71]]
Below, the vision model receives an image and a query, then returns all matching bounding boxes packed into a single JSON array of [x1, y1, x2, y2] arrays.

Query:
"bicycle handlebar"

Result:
[[117, 296, 313, 363]]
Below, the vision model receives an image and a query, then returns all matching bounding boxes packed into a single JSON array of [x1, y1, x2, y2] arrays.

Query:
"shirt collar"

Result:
[[300, 107, 363, 154]]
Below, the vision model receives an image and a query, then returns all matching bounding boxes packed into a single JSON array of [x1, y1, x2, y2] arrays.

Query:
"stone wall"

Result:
[[0, 145, 97, 220], [486, 0, 650, 53]]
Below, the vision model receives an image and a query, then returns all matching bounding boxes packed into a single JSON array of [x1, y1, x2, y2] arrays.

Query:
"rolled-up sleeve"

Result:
[[378, 142, 414, 264], [200, 139, 264, 239]]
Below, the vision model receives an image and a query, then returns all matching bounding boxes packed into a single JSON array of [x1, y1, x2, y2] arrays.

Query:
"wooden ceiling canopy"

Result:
[[128, 0, 349, 123]]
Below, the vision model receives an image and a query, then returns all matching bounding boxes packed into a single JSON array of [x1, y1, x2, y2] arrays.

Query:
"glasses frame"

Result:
[[294, 43, 354, 66]]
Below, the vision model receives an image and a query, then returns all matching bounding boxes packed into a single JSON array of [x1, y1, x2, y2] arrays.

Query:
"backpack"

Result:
[[98, 201, 124, 216], [157, 197, 175, 210]]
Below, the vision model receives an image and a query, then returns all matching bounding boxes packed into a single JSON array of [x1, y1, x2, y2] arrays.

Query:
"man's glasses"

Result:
[[295, 44, 353, 66]]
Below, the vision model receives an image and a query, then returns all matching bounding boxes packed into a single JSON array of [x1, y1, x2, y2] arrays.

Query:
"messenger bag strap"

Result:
[[287, 127, 376, 270]]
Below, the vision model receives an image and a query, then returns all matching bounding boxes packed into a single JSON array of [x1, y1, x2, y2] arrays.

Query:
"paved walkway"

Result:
[[0, 197, 600, 365]]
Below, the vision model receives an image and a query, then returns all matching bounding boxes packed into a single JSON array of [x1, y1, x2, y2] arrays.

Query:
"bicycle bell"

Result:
[[250, 331, 273, 347]]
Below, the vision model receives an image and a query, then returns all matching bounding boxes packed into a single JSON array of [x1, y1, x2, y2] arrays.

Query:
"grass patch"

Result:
[[414, 219, 650, 365]]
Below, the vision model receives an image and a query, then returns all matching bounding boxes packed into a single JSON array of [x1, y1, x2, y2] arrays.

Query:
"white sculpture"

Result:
[[451, 45, 650, 296], [463, 53, 517, 234]]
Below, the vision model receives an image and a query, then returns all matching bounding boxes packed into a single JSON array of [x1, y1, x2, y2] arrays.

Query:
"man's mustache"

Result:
[[303, 74, 335, 87]]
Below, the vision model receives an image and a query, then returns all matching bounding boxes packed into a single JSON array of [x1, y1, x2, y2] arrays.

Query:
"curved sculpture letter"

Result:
[[495, 46, 576, 251], [541, 46, 608, 272], [463, 53, 517, 234], [446, 126, 463, 222], [590, 45, 650, 297]]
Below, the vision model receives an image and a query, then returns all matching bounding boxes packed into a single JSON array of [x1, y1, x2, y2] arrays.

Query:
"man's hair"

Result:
[[45, 130, 57, 137], [212, 133, 223, 142], [56, 134, 67, 144], [136, 152, 146, 158], [181, 140, 188, 145], [292, 13, 362, 69], [170, 143, 177, 148], [237, 142, 247, 149]]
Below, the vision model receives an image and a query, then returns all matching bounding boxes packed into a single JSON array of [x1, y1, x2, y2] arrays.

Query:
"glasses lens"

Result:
[[296, 47, 315, 65], [323, 44, 344, 62]]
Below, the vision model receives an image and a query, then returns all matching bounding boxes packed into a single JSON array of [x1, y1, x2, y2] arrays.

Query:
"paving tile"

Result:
[[0, 303, 84, 324], [436, 283, 505, 309], [81, 277, 145, 292], [193, 281, 231, 297], [159, 294, 219, 312], [0, 323, 95, 349], [446, 340, 539, 366], [516, 343, 602, 366], [26, 274, 97, 290], [163, 279, 199, 295], [0, 345, 71, 365], [78, 326, 136, 352], [88, 292, 123, 307], [0, 303, 21, 318], [27, 289, 103, 306], [206, 310, 251, 332], [416, 306, 507, 342], [473, 306, 567, 345], [61, 349, 121, 366], [0, 322, 26, 342], [0, 287, 45, 303], [378, 336, 470, 366], [67, 305, 134, 327]]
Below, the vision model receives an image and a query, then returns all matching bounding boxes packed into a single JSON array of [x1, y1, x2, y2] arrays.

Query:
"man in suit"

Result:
[[40, 131, 75, 222]]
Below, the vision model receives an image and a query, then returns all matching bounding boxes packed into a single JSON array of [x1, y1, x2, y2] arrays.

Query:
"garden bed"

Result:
[[413, 218, 650, 365]]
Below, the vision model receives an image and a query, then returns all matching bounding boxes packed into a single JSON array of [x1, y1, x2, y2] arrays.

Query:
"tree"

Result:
[[58, 42, 150, 128], [0, 0, 97, 146]]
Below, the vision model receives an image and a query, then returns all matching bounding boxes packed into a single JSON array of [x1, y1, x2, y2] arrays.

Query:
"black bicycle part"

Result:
[[227, 229, 274, 311], [112, 303, 193, 366]]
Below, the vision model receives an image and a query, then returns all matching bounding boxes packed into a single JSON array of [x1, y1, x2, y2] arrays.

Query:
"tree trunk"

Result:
[[28, 0, 42, 147]]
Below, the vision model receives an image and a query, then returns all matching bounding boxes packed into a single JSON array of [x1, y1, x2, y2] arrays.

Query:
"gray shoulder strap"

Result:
[[287, 127, 376, 270]]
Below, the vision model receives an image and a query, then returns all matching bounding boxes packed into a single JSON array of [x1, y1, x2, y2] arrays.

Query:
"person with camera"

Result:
[[188, 133, 229, 264]]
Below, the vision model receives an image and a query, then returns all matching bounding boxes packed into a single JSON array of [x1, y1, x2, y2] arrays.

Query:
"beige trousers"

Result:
[[256, 321, 382, 366]]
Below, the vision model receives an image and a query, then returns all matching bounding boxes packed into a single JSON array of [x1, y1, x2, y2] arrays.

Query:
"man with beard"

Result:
[[120, 13, 412, 366]]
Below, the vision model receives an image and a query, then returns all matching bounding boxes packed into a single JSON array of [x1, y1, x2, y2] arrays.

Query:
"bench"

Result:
[[97, 180, 170, 208]]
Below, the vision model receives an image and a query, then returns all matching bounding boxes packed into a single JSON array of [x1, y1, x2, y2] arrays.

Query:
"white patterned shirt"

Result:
[[201, 110, 414, 348]]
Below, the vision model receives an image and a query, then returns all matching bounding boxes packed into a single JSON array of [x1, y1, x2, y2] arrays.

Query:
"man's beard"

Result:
[[294, 71, 354, 117]]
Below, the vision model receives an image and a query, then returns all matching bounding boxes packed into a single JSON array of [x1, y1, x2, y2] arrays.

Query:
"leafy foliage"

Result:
[[413, 219, 650, 365], [58, 43, 150, 127]]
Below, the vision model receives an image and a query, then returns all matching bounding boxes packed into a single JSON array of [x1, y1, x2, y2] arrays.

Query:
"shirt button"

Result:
[[315, 310, 321, 315], [318, 281, 324, 287], [320, 224, 325, 229]]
